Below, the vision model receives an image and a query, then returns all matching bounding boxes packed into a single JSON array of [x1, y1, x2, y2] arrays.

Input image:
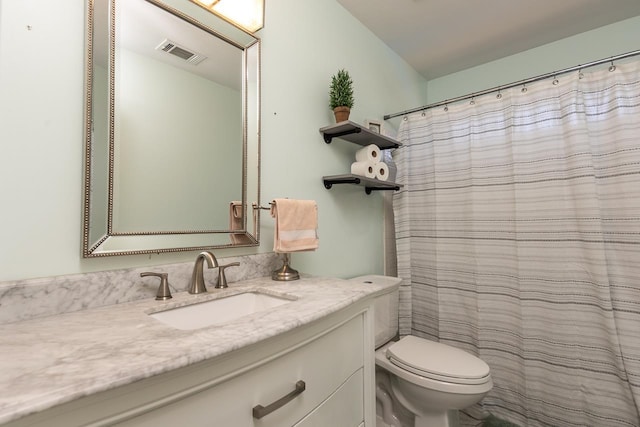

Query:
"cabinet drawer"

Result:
[[117, 314, 364, 427], [293, 368, 364, 427]]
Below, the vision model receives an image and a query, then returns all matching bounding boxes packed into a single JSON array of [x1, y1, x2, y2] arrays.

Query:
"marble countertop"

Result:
[[0, 275, 397, 424]]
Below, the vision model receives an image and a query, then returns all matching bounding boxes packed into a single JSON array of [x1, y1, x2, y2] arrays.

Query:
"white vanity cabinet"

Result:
[[118, 314, 365, 427], [7, 304, 374, 427]]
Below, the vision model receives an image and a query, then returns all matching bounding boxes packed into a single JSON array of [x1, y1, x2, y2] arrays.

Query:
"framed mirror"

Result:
[[83, 0, 261, 257]]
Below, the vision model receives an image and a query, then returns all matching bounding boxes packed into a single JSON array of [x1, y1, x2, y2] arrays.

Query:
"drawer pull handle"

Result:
[[252, 380, 306, 419]]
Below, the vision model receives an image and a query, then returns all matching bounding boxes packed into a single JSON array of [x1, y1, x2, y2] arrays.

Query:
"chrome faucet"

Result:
[[189, 251, 218, 294]]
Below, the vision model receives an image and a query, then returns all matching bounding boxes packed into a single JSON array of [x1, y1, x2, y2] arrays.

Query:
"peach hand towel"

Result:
[[270, 199, 319, 252]]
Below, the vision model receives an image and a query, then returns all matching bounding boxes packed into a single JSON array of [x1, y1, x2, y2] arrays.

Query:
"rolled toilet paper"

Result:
[[355, 144, 381, 163], [351, 161, 377, 179], [375, 162, 389, 181]]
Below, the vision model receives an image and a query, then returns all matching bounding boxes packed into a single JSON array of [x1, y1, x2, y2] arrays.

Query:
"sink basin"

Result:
[[149, 292, 294, 330]]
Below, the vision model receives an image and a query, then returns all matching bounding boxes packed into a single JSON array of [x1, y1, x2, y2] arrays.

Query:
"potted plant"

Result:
[[329, 69, 354, 122]]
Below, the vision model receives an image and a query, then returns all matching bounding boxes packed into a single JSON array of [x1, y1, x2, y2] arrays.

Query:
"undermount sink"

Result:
[[149, 291, 294, 330]]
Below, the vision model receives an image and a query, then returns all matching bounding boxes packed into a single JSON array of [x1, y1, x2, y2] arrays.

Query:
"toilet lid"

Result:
[[386, 336, 490, 384]]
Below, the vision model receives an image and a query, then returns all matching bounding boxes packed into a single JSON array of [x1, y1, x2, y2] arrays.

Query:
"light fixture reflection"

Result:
[[191, 0, 264, 33]]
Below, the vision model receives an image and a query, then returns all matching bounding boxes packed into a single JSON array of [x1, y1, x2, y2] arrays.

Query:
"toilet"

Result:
[[349, 275, 493, 427]]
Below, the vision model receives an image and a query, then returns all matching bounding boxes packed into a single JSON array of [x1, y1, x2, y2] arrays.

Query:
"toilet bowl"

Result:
[[349, 275, 493, 427], [376, 336, 493, 427]]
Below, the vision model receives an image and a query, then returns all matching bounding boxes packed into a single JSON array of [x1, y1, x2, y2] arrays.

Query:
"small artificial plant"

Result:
[[329, 69, 355, 110]]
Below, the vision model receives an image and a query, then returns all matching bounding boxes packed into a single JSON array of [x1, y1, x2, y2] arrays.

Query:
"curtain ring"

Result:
[[421, 110, 426, 117], [521, 84, 527, 93], [609, 61, 616, 72], [552, 75, 559, 85], [444, 104, 448, 112], [470, 97, 475, 105], [403, 116, 408, 121], [578, 69, 584, 79], [496, 89, 502, 99]]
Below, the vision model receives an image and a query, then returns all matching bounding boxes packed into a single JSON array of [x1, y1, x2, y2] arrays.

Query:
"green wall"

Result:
[[0, 0, 427, 282], [1, 0, 637, 283]]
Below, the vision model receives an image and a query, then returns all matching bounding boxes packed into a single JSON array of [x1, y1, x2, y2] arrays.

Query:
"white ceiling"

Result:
[[337, 0, 640, 80], [119, 0, 242, 90]]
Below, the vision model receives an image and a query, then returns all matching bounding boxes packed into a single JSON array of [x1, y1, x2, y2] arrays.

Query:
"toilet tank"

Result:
[[348, 275, 401, 348]]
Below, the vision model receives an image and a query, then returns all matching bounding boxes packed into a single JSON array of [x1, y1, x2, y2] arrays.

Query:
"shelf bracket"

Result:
[[323, 177, 361, 189], [364, 186, 401, 195], [323, 175, 401, 194], [323, 127, 362, 144]]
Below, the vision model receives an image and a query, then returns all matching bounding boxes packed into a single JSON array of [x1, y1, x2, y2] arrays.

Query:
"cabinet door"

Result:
[[293, 369, 364, 427], [115, 315, 364, 427]]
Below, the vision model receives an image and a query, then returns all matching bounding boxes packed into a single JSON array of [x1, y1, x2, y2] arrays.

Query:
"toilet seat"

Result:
[[386, 336, 491, 385]]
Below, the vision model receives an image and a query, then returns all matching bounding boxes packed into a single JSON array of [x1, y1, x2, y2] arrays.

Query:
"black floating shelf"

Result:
[[319, 121, 401, 149], [323, 174, 403, 195]]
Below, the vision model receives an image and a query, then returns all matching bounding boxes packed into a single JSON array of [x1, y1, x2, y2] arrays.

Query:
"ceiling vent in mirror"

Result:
[[155, 39, 207, 65]]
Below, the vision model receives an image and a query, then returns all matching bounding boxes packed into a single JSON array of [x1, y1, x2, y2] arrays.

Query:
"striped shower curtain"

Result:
[[393, 58, 640, 426]]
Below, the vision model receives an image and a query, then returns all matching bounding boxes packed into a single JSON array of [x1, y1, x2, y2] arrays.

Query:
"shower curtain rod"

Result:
[[384, 49, 640, 120]]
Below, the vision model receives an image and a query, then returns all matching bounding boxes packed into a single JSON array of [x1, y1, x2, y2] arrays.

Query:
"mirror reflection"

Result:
[[83, 0, 260, 257], [113, 0, 243, 232]]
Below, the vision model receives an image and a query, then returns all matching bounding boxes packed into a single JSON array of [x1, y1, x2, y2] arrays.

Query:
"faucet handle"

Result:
[[141, 272, 172, 300], [216, 262, 240, 289]]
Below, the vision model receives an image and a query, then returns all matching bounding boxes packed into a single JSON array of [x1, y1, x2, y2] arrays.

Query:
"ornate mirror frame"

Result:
[[83, 0, 261, 257]]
